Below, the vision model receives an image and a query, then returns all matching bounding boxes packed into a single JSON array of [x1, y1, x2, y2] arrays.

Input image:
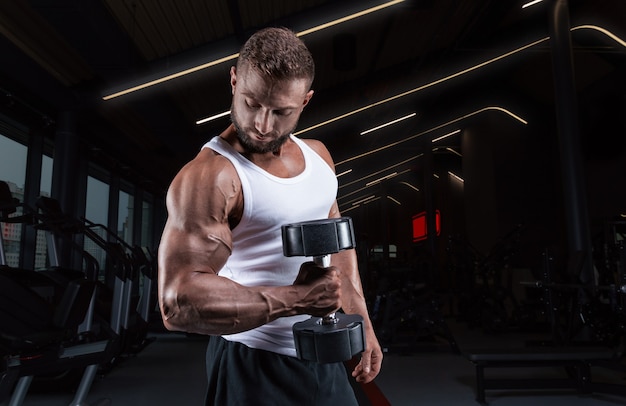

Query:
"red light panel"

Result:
[[412, 210, 440, 242]]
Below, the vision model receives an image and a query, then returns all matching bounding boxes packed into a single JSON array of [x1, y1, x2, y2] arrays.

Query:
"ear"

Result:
[[230, 66, 237, 95], [302, 89, 314, 109]]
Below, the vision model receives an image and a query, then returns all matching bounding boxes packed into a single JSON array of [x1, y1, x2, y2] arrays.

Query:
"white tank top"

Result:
[[202, 135, 338, 357]]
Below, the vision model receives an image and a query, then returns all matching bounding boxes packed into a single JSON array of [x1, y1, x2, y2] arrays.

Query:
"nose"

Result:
[[254, 109, 274, 135]]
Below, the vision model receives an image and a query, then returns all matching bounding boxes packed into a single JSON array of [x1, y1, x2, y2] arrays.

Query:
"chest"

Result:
[[250, 156, 305, 178], [243, 140, 306, 178]]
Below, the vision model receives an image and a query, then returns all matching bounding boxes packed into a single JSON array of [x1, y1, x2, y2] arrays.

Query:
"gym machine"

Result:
[[465, 230, 626, 403], [451, 224, 529, 334], [0, 182, 120, 406], [80, 217, 157, 355], [373, 282, 458, 354]]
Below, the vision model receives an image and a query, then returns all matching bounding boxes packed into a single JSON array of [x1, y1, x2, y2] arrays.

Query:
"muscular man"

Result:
[[158, 27, 382, 405]]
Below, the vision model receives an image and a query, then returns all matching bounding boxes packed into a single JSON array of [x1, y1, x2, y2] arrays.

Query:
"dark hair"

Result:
[[237, 27, 315, 88]]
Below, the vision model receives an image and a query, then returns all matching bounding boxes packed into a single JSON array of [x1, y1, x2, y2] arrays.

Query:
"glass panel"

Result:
[[118, 190, 134, 245], [84, 176, 110, 271], [40, 155, 53, 196], [389, 244, 397, 259], [141, 195, 153, 249], [370, 245, 384, 262], [0, 134, 27, 267], [35, 154, 53, 269]]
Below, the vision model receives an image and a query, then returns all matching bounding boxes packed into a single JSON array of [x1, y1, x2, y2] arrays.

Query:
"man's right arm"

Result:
[[157, 149, 342, 335]]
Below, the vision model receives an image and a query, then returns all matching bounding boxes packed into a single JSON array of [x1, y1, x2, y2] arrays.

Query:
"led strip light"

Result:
[[292, 25, 626, 136], [102, 0, 405, 101]]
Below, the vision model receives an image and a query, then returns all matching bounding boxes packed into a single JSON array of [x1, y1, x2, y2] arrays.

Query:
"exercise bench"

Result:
[[465, 346, 615, 403]]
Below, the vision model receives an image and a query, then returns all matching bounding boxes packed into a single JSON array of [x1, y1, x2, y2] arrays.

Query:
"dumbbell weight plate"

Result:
[[282, 217, 355, 258], [293, 313, 365, 363]]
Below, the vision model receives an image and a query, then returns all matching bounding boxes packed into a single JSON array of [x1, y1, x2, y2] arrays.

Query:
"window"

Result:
[[141, 194, 154, 249], [370, 244, 398, 260], [84, 176, 110, 271], [0, 133, 27, 267], [34, 154, 53, 269], [118, 189, 134, 245], [40, 155, 53, 195]]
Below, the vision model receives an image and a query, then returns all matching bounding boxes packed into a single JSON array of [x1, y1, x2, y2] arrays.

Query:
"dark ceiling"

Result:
[[0, 0, 624, 212]]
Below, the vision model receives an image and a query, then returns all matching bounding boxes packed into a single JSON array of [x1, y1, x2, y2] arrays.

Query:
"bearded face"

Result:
[[229, 65, 313, 154], [230, 104, 293, 154]]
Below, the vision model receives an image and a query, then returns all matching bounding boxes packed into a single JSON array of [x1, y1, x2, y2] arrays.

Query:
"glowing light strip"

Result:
[[196, 110, 231, 125], [432, 129, 461, 143], [196, 26, 624, 128], [445, 147, 462, 157], [400, 181, 419, 192], [342, 192, 375, 206], [351, 195, 378, 206], [103, 54, 240, 100], [341, 205, 359, 213], [360, 112, 417, 135], [294, 39, 544, 135], [364, 197, 381, 205], [296, 0, 405, 37], [338, 169, 412, 202], [336, 169, 352, 178], [572, 25, 626, 49], [295, 25, 626, 136], [366, 172, 398, 187], [522, 0, 544, 9], [346, 195, 382, 208], [336, 106, 526, 167], [448, 171, 464, 183], [103, 0, 404, 101], [338, 156, 421, 190], [387, 196, 401, 205]]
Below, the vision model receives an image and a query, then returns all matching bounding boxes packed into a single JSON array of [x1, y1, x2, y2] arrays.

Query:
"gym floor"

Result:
[[7, 318, 626, 406]]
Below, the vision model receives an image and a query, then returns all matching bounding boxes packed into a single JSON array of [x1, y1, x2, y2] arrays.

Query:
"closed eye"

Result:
[[273, 109, 293, 117], [245, 99, 260, 110]]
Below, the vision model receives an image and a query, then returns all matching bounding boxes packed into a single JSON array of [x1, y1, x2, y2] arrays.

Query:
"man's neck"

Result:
[[219, 125, 304, 178]]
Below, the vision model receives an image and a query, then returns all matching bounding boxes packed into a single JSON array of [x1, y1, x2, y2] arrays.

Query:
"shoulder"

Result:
[[167, 147, 242, 222], [300, 138, 335, 172], [172, 148, 239, 193]]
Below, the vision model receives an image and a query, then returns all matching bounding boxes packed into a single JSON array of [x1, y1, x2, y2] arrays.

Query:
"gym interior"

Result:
[[1, 1, 625, 405]]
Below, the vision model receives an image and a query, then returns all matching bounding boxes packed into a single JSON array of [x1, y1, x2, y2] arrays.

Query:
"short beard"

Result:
[[231, 110, 294, 154]]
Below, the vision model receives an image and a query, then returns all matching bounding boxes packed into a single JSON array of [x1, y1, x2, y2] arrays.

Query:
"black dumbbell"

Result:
[[281, 217, 365, 363]]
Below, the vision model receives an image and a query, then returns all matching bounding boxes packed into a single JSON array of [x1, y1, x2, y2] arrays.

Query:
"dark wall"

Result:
[[463, 112, 565, 273], [351, 68, 626, 294]]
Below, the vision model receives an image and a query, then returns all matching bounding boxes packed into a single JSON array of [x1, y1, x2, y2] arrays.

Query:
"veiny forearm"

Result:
[[161, 269, 303, 335], [158, 229, 304, 335], [331, 248, 377, 339], [332, 249, 367, 314], [158, 226, 340, 335]]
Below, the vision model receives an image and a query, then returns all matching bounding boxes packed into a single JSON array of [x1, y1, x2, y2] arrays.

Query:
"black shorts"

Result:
[[205, 336, 359, 406]]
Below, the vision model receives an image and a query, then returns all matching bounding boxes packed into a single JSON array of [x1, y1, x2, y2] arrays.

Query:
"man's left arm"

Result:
[[305, 138, 383, 383], [329, 204, 383, 384], [332, 246, 383, 383]]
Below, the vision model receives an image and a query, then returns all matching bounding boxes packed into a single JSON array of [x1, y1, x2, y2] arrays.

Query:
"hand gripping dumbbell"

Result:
[[281, 217, 365, 363]]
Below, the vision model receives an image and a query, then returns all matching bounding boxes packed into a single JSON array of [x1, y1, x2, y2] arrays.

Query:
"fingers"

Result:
[[351, 347, 383, 384], [293, 261, 335, 285], [292, 262, 342, 316], [351, 359, 371, 383]]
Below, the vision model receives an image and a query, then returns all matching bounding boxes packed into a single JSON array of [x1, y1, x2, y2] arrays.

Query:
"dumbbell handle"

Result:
[[313, 254, 338, 325], [313, 254, 331, 268]]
